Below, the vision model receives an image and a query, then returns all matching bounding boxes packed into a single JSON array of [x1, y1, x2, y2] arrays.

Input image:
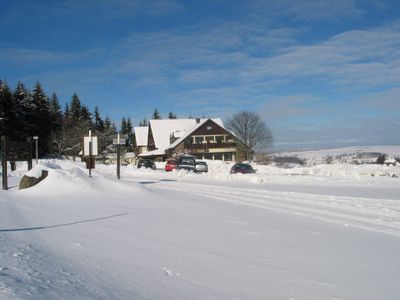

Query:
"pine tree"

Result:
[[168, 112, 177, 119], [47, 93, 63, 154], [152, 108, 161, 120], [0, 80, 16, 138], [104, 115, 112, 130], [120, 117, 127, 134], [32, 82, 51, 154], [70, 93, 82, 120], [94, 106, 104, 131], [49, 93, 63, 133], [80, 105, 91, 121], [64, 103, 70, 118], [126, 117, 133, 135], [139, 117, 147, 127], [13, 81, 35, 138]]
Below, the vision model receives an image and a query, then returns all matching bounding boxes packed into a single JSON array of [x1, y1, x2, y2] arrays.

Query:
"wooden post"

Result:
[[117, 144, 120, 180], [27, 137, 33, 171], [1, 136, 7, 190], [87, 130, 92, 177]]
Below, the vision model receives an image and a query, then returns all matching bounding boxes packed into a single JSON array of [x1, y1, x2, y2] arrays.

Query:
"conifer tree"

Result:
[[139, 117, 147, 127], [126, 117, 133, 135], [120, 117, 127, 134], [80, 105, 91, 122], [49, 93, 63, 133], [104, 115, 112, 130], [32, 82, 51, 154], [94, 106, 104, 131], [70, 93, 82, 120], [64, 103, 70, 118], [152, 108, 161, 119], [168, 112, 177, 119], [0, 80, 16, 138], [13, 81, 35, 138]]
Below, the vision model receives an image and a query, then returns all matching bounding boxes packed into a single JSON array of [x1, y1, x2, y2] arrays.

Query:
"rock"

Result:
[[19, 170, 48, 190]]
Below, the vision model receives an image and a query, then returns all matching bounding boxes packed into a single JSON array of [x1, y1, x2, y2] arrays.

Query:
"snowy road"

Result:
[[148, 180, 400, 237]]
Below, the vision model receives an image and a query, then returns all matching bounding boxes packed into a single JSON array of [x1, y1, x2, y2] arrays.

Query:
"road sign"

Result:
[[83, 136, 98, 156], [113, 138, 126, 145]]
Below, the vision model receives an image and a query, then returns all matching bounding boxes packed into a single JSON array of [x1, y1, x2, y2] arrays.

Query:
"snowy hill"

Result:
[[272, 145, 400, 165]]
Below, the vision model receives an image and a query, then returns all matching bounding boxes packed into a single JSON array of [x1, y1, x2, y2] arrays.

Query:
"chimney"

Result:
[[195, 118, 200, 123]]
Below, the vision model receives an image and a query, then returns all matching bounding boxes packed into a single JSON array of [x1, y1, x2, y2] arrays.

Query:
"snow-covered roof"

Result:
[[167, 119, 211, 149], [139, 118, 224, 157], [138, 148, 166, 157], [134, 127, 149, 146], [166, 118, 225, 150], [149, 118, 223, 151]]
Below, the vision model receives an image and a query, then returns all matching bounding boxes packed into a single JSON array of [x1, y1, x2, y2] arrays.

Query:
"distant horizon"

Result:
[[2, 0, 399, 150], [270, 143, 400, 153]]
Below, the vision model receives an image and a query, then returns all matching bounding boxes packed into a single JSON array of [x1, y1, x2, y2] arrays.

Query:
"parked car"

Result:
[[176, 155, 196, 171], [194, 161, 208, 173], [137, 158, 156, 170], [230, 163, 256, 174], [165, 159, 177, 172]]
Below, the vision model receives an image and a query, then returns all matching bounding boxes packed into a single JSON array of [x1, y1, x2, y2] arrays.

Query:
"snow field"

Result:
[[1, 157, 400, 299]]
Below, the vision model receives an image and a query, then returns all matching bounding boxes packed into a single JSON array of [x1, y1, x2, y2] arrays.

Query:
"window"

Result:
[[206, 136, 214, 143], [216, 136, 224, 143], [204, 153, 212, 160], [224, 153, 233, 161], [214, 153, 222, 160], [206, 126, 212, 130], [195, 136, 204, 144]]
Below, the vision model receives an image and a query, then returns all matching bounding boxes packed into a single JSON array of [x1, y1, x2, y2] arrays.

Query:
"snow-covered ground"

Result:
[[1, 158, 400, 299]]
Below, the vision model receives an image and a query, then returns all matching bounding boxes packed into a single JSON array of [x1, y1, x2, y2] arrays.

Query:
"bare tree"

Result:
[[226, 111, 273, 158]]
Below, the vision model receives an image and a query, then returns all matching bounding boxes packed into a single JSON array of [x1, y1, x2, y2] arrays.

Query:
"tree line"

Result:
[[0, 80, 122, 158], [1, 79, 273, 160]]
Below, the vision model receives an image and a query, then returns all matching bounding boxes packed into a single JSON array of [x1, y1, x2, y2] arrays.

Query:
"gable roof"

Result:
[[166, 118, 226, 150], [134, 126, 149, 146], [149, 119, 215, 151]]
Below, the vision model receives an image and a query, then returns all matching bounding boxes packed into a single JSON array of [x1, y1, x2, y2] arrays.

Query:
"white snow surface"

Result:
[[1, 158, 400, 299]]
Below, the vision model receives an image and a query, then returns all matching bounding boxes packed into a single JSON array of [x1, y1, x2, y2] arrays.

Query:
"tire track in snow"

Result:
[[150, 181, 400, 237]]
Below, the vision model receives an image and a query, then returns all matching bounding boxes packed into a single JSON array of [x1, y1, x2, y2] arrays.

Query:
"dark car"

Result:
[[230, 163, 256, 174], [176, 155, 196, 171], [165, 159, 177, 172], [194, 161, 208, 173], [137, 158, 156, 170]]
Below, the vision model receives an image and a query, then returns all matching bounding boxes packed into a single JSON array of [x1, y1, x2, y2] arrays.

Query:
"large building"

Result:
[[139, 118, 248, 162]]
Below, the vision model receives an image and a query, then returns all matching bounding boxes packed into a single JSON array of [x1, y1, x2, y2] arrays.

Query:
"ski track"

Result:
[[150, 181, 400, 237]]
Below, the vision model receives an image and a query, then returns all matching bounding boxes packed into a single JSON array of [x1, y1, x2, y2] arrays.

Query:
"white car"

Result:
[[194, 161, 208, 173]]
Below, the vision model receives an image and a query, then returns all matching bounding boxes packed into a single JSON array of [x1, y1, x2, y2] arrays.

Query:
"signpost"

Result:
[[83, 131, 98, 177], [113, 133, 126, 180]]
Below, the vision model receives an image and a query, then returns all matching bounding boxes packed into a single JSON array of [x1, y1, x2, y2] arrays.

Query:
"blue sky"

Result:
[[1, 0, 399, 150]]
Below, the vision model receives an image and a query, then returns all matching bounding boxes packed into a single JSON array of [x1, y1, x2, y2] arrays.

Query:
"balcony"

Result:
[[184, 141, 236, 150]]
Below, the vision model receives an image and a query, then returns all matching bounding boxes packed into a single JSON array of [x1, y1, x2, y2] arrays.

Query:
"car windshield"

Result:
[[235, 164, 252, 170], [196, 162, 206, 165], [181, 158, 194, 165], [167, 160, 176, 164]]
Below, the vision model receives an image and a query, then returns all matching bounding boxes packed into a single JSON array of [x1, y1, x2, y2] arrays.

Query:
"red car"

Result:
[[230, 163, 256, 174], [165, 159, 177, 172]]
